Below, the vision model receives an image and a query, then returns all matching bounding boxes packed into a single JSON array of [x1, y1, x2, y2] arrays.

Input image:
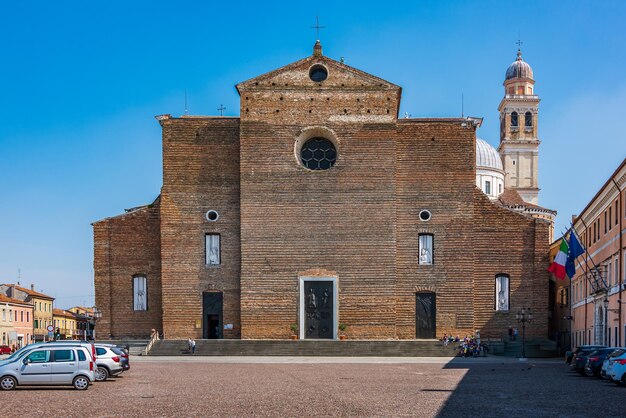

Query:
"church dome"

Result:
[[476, 138, 503, 171], [505, 50, 533, 81]]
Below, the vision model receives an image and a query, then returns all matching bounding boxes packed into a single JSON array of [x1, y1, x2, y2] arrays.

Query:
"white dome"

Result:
[[476, 138, 503, 171]]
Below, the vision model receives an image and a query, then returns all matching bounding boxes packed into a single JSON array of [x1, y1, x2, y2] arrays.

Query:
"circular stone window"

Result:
[[309, 65, 328, 82], [419, 210, 432, 222], [205, 210, 219, 222], [300, 137, 337, 170]]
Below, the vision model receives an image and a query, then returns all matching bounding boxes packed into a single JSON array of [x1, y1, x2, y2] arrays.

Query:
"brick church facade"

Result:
[[93, 42, 551, 340]]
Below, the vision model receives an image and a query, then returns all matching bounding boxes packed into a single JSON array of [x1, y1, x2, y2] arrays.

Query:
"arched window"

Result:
[[510, 112, 518, 127], [495, 274, 510, 311], [525, 111, 532, 127]]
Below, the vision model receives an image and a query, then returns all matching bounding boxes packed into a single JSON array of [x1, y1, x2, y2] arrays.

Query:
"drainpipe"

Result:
[[611, 178, 623, 346], [580, 218, 591, 344]]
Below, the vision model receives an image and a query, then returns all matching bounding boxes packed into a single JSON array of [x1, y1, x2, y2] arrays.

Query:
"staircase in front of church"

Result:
[[148, 339, 454, 357]]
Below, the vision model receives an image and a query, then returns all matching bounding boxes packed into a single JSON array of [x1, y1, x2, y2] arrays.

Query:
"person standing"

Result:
[[508, 326, 513, 341], [187, 338, 193, 354], [513, 327, 518, 341], [191, 339, 196, 355]]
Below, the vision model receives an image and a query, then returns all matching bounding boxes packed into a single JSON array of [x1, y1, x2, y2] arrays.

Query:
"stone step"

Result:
[[148, 339, 454, 357]]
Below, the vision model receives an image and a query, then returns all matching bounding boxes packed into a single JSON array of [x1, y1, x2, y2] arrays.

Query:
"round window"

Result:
[[300, 138, 337, 170], [419, 210, 432, 222], [205, 210, 219, 222], [309, 65, 328, 82]]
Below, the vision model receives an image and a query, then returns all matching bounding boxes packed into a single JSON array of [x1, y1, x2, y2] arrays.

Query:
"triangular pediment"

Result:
[[236, 54, 401, 93]]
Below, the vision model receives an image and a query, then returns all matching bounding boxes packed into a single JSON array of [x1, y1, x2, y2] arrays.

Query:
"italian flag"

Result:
[[548, 239, 568, 280]]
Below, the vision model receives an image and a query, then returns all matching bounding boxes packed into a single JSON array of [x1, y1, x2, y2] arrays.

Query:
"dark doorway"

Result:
[[304, 281, 334, 339], [203, 292, 223, 339], [416, 292, 436, 339]]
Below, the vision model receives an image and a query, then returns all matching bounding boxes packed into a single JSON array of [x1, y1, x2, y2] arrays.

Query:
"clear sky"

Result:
[[1, 1, 624, 308]]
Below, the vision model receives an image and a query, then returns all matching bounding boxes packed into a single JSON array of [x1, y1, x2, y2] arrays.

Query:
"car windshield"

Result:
[[3, 345, 39, 361], [610, 349, 626, 358], [111, 347, 125, 355]]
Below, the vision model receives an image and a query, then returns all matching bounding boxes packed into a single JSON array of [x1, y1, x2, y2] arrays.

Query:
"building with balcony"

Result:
[[0, 284, 54, 341], [0, 294, 34, 348], [565, 158, 626, 348]]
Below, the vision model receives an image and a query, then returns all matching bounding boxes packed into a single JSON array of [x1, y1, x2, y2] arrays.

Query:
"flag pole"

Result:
[[569, 223, 606, 289]]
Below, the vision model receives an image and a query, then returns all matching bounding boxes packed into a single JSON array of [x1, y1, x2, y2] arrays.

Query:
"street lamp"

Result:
[[603, 298, 609, 345], [516, 308, 533, 359], [92, 307, 102, 342]]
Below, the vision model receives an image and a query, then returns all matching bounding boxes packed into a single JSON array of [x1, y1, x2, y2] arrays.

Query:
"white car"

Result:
[[94, 345, 124, 381], [606, 349, 626, 384], [0, 346, 95, 390]]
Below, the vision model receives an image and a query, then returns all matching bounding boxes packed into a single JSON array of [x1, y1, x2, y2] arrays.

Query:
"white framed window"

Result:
[[133, 275, 148, 311], [495, 274, 510, 311], [206, 234, 221, 265], [485, 181, 491, 195], [418, 234, 433, 265]]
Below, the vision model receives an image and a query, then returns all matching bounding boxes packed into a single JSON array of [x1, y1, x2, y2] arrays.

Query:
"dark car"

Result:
[[584, 348, 620, 377], [566, 345, 606, 364], [111, 346, 130, 371], [572, 347, 606, 374]]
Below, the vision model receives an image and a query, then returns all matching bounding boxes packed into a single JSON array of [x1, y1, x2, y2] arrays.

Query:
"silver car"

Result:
[[94, 345, 124, 381], [0, 346, 95, 390]]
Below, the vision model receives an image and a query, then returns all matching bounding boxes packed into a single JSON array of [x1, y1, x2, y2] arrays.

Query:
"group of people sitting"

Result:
[[441, 333, 488, 357]]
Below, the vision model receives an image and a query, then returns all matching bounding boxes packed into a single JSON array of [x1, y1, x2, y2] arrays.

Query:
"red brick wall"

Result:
[[93, 200, 162, 338], [395, 120, 478, 339], [159, 117, 241, 339]]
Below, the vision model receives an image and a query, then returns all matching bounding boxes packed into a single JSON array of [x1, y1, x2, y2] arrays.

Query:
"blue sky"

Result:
[[1, 1, 624, 308]]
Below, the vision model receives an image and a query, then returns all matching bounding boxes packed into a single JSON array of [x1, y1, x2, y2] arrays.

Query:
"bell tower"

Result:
[[498, 48, 540, 205]]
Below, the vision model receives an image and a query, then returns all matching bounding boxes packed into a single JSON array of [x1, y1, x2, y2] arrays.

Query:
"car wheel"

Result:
[[621, 374, 626, 386], [0, 376, 16, 390], [95, 366, 109, 382], [73, 376, 90, 390], [584, 368, 594, 377]]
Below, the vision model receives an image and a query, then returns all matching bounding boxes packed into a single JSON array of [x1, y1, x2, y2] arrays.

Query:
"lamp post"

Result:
[[516, 308, 533, 359], [92, 307, 102, 342]]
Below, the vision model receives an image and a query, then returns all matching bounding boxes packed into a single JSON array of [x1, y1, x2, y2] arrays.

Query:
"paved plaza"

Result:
[[1, 356, 624, 417]]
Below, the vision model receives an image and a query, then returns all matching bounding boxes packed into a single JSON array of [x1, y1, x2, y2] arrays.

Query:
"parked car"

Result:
[[606, 349, 626, 385], [0, 346, 95, 390], [572, 347, 605, 375], [601, 348, 626, 379], [0, 341, 96, 367], [0, 346, 12, 355], [94, 345, 124, 381], [111, 346, 130, 371], [584, 348, 621, 377], [565, 345, 606, 364]]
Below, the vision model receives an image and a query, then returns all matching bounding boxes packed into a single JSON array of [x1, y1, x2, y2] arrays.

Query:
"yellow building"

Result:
[[0, 284, 54, 342], [53, 308, 78, 339]]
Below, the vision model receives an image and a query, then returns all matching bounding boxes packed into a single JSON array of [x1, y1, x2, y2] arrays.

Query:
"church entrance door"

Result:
[[202, 292, 223, 339], [415, 292, 436, 339], [302, 280, 335, 339]]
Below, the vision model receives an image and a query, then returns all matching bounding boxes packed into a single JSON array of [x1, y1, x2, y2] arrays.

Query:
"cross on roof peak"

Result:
[[311, 13, 325, 40]]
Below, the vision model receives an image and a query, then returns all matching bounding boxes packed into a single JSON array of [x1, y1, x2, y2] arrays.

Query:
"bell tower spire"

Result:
[[498, 46, 541, 205]]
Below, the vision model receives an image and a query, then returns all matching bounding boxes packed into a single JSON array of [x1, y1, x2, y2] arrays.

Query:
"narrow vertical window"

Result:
[[510, 112, 518, 127], [418, 234, 433, 265], [485, 180, 491, 195], [206, 234, 221, 265], [133, 275, 148, 311], [495, 275, 510, 311], [524, 111, 532, 127]]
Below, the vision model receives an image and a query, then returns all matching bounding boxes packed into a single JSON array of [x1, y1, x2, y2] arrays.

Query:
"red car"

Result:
[[0, 345, 11, 355]]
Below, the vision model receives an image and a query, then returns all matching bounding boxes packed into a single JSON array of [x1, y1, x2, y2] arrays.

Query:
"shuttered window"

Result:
[[133, 275, 148, 311]]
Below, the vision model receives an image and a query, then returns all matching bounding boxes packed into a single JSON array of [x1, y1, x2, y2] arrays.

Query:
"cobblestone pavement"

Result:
[[1, 357, 623, 417]]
